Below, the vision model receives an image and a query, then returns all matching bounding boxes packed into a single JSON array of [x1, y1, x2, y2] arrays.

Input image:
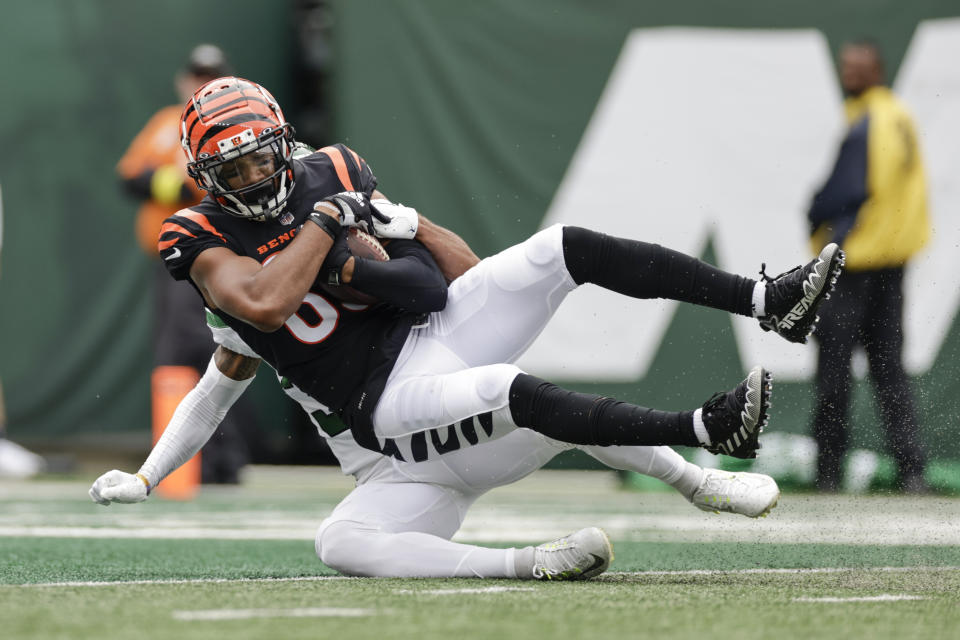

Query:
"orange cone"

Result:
[[151, 366, 201, 500]]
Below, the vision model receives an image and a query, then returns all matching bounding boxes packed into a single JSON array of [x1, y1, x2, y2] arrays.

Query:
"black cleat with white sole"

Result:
[[757, 243, 845, 344], [701, 366, 772, 460]]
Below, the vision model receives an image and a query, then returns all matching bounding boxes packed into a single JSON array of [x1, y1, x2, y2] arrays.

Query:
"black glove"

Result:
[[315, 191, 391, 234], [319, 229, 354, 285]]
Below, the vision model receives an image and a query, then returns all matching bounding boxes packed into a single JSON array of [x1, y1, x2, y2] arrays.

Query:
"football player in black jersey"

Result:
[[91, 77, 844, 580]]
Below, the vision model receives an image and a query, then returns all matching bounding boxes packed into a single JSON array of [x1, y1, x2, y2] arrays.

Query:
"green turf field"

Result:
[[2, 467, 959, 639]]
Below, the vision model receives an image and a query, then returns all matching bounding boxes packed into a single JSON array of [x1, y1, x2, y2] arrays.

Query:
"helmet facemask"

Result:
[[181, 77, 297, 221], [188, 123, 295, 221]]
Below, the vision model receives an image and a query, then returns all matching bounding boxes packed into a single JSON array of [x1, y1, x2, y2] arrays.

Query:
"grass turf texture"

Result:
[[5, 538, 960, 585], [3, 467, 959, 639], [3, 538, 960, 640]]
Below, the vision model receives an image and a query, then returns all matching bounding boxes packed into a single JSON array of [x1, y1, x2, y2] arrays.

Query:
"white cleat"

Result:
[[690, 469, 780, 518], [532, 527, 613, 581]]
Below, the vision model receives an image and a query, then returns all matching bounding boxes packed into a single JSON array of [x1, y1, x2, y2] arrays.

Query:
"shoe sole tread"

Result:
[[707, 367, 772, 459]]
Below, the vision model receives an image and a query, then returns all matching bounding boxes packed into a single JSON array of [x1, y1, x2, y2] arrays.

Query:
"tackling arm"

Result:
[[414, 214, 481, 282], [370, 189, 481, 282], [89, 347, 260, 505]]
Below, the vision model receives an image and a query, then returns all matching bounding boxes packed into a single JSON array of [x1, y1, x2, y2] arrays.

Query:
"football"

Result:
[[317, 227, 389, 305]]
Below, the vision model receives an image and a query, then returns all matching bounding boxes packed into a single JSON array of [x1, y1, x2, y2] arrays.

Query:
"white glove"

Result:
[[370, 200, 419, 239], [89, 469, 150, 506], [313, 191, 389, 233]]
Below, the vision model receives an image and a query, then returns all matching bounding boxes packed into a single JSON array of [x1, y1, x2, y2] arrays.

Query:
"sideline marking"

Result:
[[173, 607, 378, 621], [394, 587, 536, 595], [0, 526, 312, 540], [20, 576, 352, 588], [611, 566, 960, 577], [7, 506, 960, 546], [794, 594, 927, 603], [12, 566, 958, 588]]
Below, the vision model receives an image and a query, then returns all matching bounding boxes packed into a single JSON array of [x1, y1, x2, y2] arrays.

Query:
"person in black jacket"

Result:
[[807, 41, 931, 493]]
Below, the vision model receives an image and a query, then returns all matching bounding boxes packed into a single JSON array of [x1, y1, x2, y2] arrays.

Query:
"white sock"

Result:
[[514, 546, 536, 579], [692, 407, 711, 447], [579, 444, 705, 501], [671, 461, 706, 501], [752, 281, 767, 317]]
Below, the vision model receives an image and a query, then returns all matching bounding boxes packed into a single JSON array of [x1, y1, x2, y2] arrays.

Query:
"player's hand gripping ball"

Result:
[[316, 191, 391, 233], [317, 228, 389, 305]]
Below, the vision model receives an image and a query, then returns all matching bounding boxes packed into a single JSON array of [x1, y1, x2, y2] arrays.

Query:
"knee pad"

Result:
[[314, 520, 357, 568], [315, 519, 367, 570], [474, 363, 524, 405], [523, 224, 565, 266], [490, 225, 568, 293], [437, 364, 523, 428]]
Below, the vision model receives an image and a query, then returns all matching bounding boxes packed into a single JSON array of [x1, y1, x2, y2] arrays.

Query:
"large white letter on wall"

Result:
[[519, 22, 960, 381], [518, 28, 842, 380]]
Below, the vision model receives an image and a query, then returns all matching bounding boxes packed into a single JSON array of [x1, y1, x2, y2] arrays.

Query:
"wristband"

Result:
[[135, 472, 152, 495], [308, 211, 341, 240]]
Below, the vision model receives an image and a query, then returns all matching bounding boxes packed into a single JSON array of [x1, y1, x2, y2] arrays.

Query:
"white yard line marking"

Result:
[[613, 566, 960, 577], [0, 526, 312, 540], [172, 607, 378, 621], [13, 566, 958, 588], [20, 576, 353, 588], [458, 514, 960, 546], [394, 587, 536, 595], [793, 595, 927, 603], [5, 509, 960, 545]]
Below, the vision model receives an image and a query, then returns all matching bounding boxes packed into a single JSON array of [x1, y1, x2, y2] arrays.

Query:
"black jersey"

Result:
[[158, 144, 440, 431]]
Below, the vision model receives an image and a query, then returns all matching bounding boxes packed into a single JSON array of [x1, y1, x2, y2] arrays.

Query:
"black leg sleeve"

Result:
[[562, 226, 756, 317], [509, 373, 699, 447]]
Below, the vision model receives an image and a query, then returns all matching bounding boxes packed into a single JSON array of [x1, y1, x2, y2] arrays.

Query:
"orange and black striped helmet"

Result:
[[180, 77, 296, 220]]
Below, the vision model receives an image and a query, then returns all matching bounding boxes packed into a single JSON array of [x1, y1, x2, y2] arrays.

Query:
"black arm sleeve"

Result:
[[349, 239, 448, 313], [121, 170, 193, 203], [807, 117, 869, 235], [120, 171, 154, 200]]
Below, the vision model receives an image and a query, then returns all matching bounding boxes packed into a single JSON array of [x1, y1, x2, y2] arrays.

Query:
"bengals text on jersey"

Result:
[[159, 144, 444, 433]]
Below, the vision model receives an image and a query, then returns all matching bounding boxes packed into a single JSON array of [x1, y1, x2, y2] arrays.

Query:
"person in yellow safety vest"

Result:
[[807, 40, 931, 493]]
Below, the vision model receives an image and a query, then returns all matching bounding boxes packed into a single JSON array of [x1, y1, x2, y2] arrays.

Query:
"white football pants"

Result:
[[316, 415, 696, 578], [371, 224, 574, 445], [319, 224, 700, 577]]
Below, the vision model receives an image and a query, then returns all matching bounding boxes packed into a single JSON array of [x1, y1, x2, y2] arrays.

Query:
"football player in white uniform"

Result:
[[91, 78, 844, 580]]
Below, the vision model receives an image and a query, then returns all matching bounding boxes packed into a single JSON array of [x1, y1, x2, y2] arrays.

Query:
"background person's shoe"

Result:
[[902, 472, 933, 495], [0, 438, 46, 478]]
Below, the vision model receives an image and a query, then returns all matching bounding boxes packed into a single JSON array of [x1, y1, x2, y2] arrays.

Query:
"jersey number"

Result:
[[284, 293, 339, 344]]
